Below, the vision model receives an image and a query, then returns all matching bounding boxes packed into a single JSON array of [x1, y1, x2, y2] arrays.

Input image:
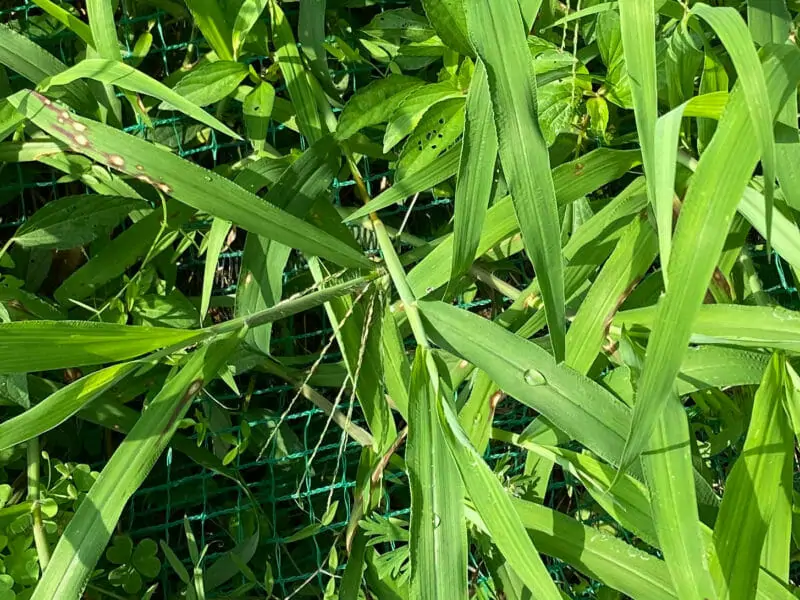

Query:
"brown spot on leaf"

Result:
[[72, 121, 87, 133], [135, 165, 144, 171], [108, 155, 125, 168], [74, 134, 89, 147], [157, 183, 172, 194]]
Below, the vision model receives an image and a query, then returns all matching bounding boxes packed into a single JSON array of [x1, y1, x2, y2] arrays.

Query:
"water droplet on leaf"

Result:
[[522, 369, 546, 386]]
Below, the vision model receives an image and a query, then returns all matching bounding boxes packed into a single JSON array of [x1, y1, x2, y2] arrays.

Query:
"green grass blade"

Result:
[[30, 333, 241, 600], [9, 91, 370, 270], [643, 394, 718, 600], [747, 0, 792, 47], [269, 0, 324, 143], [615, 304, 800, 352], [712, 354, 794, 599], [465, 0, 565, 360], [41, 59, 240, 138], [618, 0, 659, 278], [28, 0, 94, 48], [12, 194, 144, 250], [86, 0, 121, 61], [235, 137, 342, 354], [407, 347, 468, 599], [232, 0, 267, 58], [309, 261, 396, 453], [419, 300, 630, 465], [692, 4, 778, 248], [379, 306, 410, 420], [0, 363, 137, 451], [201, 218, 231, 322], [0, 24, 96, 114], [509, 497, 677, 600], [737, 187, 800, 271], [408, 149, 642, 296], [0, 321, 200, 373], [298, 0, 339, 98], [436, 377, 561, 599], [450, 59, 497, 281], [183, 0, 234, 61], [344, 143, 461, 222], [55, 201, 195, 304], [617, 44, 800, 475], [565, 214, 657, 375]]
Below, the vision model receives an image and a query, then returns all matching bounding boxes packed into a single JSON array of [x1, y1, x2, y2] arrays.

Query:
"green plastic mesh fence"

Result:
[[2, 0, 799, 598]]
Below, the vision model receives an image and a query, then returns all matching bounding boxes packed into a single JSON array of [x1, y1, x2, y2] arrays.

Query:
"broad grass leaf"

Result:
[[31, 334, 241, 600], [747, 0, 792, 47], [617, 44, 800, 475], [43, 59, 240, 138], [419, 300, 630, 466], [336, 75, 424, 141], [466, 0, 565, 360], [435, 374, 561, 599], [379, 307, 410, 420], [450, 60, 497, 281], [0, 363, 137, 451], [407, 347, 467, 599], [0, 320, 200, 373], [184, 0, 234, 60], [643, 396, 718, 599], [738, 187, 800, 271], [161, 61, 249, 109], [698, 49, 729, 153], [299, 0, 340, 98], [712, 354, 794, 599], [234, 137, 342, 354], [13, 195, 144, 250], [9, 91, 370, 270], [86, 0, 121, 61], [618, 0, 659, 279], [509, 497, 676, 600], [309, 261, 395, 453]]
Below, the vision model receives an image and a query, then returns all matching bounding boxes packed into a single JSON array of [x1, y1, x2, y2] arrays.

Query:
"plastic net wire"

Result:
[[2, 0, 799, 598]]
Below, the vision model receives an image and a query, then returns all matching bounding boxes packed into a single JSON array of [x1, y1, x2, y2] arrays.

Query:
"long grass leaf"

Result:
[[0, 24, 95, 114], [41, 59, 240, 138], [28, 0, 94, 47], [30, 334, 241, 600], [565, 215, 657, 375], [9, 91, 370, 270], [232, 0, 267, 58], [407, 347, 467, 599], [408, 149, 641, 296], [617, 44, 800, 475], [643, 394, 718, 600], [183, 0, 234, 61], [618, 0, 659, 278], [419, 300, 630, 465], [420, 0, 472, 57], [298, 0, 339, 97], [201, 218, 231, 322], [269, 0, 325, 143], [712, 354, 794, 599], [465, 0, 565, 360], [692, 4, 778, 247], [615, 304, 800, 352], [0, 363, 137, 450], [436, 378, 561, 599], [450, 60, 497, 281], [0, 321, 199, 373]]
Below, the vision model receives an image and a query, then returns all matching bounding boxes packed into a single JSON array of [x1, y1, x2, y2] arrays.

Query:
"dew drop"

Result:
[[522, 369, 546, 386], [433, 514, 441, 528]]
